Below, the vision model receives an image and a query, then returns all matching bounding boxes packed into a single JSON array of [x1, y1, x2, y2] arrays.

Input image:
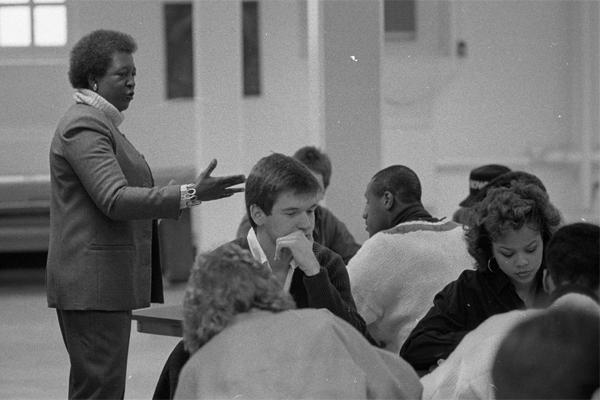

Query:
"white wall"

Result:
[[382, 0, 599, 225], [0, 0, 597, 251]]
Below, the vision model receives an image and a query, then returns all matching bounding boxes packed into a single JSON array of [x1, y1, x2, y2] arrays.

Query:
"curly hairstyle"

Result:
[[68, 30, 137, 89], [465, 181, 561, 271], [293, 146, 332, 190], [182, 243, 296, 354]]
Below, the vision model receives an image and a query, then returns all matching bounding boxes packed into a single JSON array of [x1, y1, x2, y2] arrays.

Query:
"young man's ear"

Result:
[[249, 204, 266, 227], [382, 191, 395, 210]]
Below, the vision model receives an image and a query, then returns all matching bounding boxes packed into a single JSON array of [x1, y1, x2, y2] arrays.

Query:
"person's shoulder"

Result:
[[58, 104, 112, 134], [435, 269, 480, 297], [62, 103, 106, 123], [383, 219, 461, 236], [316, 205, 338, 221]]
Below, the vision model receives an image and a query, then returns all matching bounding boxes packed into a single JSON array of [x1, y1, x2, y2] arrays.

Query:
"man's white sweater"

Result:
[[348, 219, 474, 352]]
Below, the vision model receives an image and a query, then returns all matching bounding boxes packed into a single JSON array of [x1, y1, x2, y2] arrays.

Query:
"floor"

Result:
[[0, 253, 187, 399]]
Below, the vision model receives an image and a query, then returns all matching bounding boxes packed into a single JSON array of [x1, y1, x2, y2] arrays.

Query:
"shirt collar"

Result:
[[247, 227, 268, 266], [246, 228, 299, 292]]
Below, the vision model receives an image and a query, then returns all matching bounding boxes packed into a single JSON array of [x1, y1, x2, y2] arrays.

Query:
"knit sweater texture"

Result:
[[347, 219, 473, 352]]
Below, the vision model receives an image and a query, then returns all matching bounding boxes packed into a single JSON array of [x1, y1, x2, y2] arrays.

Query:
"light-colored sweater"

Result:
[[347, 220, 473, 352], [174, 308, 422, 400]]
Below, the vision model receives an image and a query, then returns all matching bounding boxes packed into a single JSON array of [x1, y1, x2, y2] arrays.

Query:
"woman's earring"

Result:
[[487, 258, 495, 273], [92, 83, 98, 92]]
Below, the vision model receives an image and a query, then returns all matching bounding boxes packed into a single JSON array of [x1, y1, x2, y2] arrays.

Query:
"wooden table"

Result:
[[131, 304, 184, 337]]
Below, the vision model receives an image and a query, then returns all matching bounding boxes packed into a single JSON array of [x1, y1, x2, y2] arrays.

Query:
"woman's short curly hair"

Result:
[[182, 243, 296, 354], [465, 181, 561, 270], [68, 29, 137, 89]]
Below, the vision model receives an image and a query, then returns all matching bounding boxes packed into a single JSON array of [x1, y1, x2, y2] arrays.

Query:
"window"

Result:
[[0, 0, 66, 47], [164, 2, 194, 99], [384, 0, 416, 41], [163, 1, 261, 99], [242, 0, 260, 96]]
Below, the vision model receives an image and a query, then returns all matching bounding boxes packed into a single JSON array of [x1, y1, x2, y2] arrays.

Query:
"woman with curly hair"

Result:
[[400, 180, 561, 374], [174, 243, 423, 399], [47, 29, 244, 399]]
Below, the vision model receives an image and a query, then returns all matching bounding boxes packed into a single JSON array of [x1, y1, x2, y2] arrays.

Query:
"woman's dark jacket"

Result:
[[400, 267, 547, 372]]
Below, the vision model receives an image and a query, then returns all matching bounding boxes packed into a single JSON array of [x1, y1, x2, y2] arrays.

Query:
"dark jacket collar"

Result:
[[391, 202, 441, 227]]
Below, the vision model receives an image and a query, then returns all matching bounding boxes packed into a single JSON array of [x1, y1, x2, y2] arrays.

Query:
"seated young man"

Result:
[[236, 146, 360, 264], [153, 153, 373, 399], [347, 165, 473, 352], [174, 243, 422, 399], [419, 222, 599, 400]]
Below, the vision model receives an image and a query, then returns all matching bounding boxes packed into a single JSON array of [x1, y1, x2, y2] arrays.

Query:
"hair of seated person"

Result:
[[293, 146, 332, 190], [182, 243, 296, 354], [492, 306, 599, 400], [545, 222, 599, 291], [244, 153, 321, 228], [471, 170, 547, 205], [464, 180, 561, 271], [369, 165, 422, 204]]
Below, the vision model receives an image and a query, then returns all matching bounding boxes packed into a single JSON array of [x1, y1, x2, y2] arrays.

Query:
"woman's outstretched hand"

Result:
[[194, 159, 245, 201]]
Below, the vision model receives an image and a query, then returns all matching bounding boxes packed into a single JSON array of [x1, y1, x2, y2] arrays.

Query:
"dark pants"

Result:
[[57, 309, 131, 400]]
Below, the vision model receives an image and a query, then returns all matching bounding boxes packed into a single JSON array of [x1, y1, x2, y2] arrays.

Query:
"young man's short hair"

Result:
[[492, 306, 599, 400], [370, 165, 422, 204], [545, 222, 599, 291], [245, 153, 321, 228], [292, 146, 332, 190]]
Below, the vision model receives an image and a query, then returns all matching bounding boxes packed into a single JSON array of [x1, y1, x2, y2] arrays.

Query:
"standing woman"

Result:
[[400, 180, 561, 373], [46, 30, 245, 399]]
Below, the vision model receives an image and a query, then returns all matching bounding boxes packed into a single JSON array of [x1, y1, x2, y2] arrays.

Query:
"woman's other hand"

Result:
[[194, 159, 245, 201]]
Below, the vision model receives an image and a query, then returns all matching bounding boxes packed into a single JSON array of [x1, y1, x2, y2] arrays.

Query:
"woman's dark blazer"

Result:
[[46, 103, 181, 311]]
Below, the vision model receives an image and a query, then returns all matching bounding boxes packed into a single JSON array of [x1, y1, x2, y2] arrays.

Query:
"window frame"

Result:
[[0, 0, 69, 64]]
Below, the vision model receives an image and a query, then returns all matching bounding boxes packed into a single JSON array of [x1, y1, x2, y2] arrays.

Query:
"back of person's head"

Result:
[[370, 165, 422, 204], [459, 164, 511, 207], [69, 29, 137, 89], [182, 243, 296, 354], [292, 146, 332, 190], [465, 180, 561, 270], [545, 222, 599, 292], [245, 153, 321, 228], [492, 306, 599, 399]]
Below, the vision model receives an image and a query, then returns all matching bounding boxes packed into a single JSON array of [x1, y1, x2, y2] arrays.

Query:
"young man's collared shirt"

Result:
[[246, 228, 298, 292]]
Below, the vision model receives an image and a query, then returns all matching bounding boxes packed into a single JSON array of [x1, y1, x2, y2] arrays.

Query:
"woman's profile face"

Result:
[[491, 224, 543, 290], [95, 51, 136, 112]]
